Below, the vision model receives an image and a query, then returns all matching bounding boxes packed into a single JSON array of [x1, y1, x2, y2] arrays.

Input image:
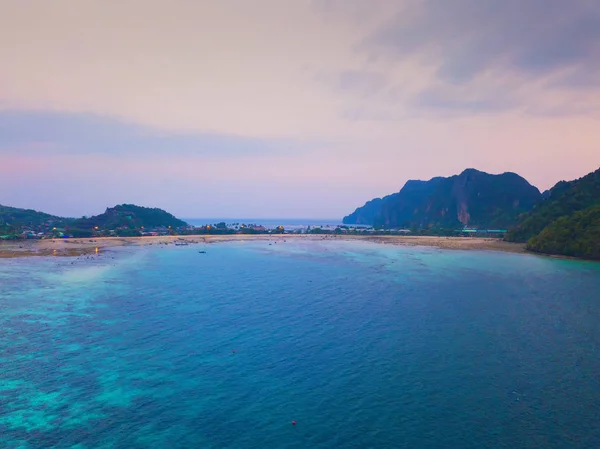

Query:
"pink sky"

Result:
[[1, 0, 599, 218]]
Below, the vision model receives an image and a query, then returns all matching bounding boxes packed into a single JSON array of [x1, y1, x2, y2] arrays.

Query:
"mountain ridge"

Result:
[[343, 169, 541, 229]]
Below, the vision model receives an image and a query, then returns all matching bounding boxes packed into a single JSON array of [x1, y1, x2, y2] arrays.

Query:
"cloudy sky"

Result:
[[1, 0, 599, 218]]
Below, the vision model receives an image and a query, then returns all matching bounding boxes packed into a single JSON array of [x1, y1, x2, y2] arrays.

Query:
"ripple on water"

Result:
[[1, 241, 600, 448]]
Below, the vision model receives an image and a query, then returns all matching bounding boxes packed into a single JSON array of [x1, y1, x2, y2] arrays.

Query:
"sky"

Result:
[[1, 0, 599, 219]]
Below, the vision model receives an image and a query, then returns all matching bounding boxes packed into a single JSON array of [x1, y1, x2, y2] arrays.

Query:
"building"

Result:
[[458, 228, 507, 237]]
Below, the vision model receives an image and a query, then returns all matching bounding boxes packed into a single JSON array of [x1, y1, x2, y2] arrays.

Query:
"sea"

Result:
[[1, 239, 600, 448], [184, 218, 344, 230]]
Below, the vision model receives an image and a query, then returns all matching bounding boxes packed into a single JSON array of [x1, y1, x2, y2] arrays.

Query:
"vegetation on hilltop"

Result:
[[73, 204, 188, 231], [0, 204, 72, 229], [0, 223, 17, 238], [527, 204, 600, 260], [506, 168, 600, 243], [0, 203, 188, 237]]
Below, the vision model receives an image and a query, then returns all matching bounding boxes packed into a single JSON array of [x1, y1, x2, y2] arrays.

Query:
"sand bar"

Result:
[[0, 234, 526, 258]]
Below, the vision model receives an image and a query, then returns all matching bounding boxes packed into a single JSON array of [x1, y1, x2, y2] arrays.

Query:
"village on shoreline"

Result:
[[3, 219, 508, 241], [0, 203, 529, 260]]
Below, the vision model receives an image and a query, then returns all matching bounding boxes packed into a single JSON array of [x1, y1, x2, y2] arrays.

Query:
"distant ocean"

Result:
[[2, 240, 600, 448], [184, 218, 344, 230]]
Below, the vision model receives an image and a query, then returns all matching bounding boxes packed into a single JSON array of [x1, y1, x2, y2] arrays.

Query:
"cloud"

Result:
[[366, 0, 600, 84], [0, 1, 360, 140], [0, 1, 599, 218], [313, 69, 389, 96], [411, 87, 515, 113], [0, 110, 301, 157], [338, 71, 389, 96], [550, 68, 600, 90], [344, 0, 600, 116]]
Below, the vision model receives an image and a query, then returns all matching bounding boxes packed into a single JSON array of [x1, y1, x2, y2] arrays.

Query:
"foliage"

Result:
[[0, 204, 72, 229], [179, 226, 236, 235], [115, 228, 143, 237], [0, 222, 16, 235], [0, 203, 188, 236], [67, 228, 94, 238], [506, 168, 600, 242], [73, 204, 187, 230], [527, 204, 600, 260]]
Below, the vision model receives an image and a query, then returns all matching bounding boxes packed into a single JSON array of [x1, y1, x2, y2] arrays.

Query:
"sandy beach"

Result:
[[0, 234, 526, 258]]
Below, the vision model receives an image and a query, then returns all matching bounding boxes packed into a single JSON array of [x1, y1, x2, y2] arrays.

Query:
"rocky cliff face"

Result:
[[343, 169, 541, 229], [342, 197, 386, 225]]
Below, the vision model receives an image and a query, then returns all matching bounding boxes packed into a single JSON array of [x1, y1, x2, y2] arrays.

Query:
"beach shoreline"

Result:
[[0, 234, 527, 258]]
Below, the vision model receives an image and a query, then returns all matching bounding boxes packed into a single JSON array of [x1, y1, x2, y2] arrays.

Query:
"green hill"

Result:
[[527, 204, 600, 260], [73, 204, 187, 231], [0, 203, 187, 237], [0, 205, 72, 235], [343, 169, 541, 230], [505, 167, 600, 243]]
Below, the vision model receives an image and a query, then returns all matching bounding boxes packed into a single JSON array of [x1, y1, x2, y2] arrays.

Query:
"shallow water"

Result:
[[1, 241, 600, 448]]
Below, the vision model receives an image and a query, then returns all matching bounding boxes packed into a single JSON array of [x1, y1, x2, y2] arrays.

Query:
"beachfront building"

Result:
[[458, 228, 508, 237]]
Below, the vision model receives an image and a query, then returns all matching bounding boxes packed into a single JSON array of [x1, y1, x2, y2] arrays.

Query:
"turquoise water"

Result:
[[1, 240, 600, 448]]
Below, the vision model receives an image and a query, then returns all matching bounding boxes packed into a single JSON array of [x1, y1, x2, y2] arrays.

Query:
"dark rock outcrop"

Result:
[[343, 169, 541, 229]]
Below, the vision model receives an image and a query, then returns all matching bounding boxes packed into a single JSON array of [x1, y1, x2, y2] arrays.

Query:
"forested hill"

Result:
[[502, 167, 600, 260], [526, 204, 600, 260], [505, 167, 600, 243], [0, 203, 187, 237], [0, 204, 72, 229], [343, 169, 541, 229], [73, 204, 188, 230]]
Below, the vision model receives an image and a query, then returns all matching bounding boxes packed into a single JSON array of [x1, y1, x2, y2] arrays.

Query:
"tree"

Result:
[[527, 204, 600, 260]]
